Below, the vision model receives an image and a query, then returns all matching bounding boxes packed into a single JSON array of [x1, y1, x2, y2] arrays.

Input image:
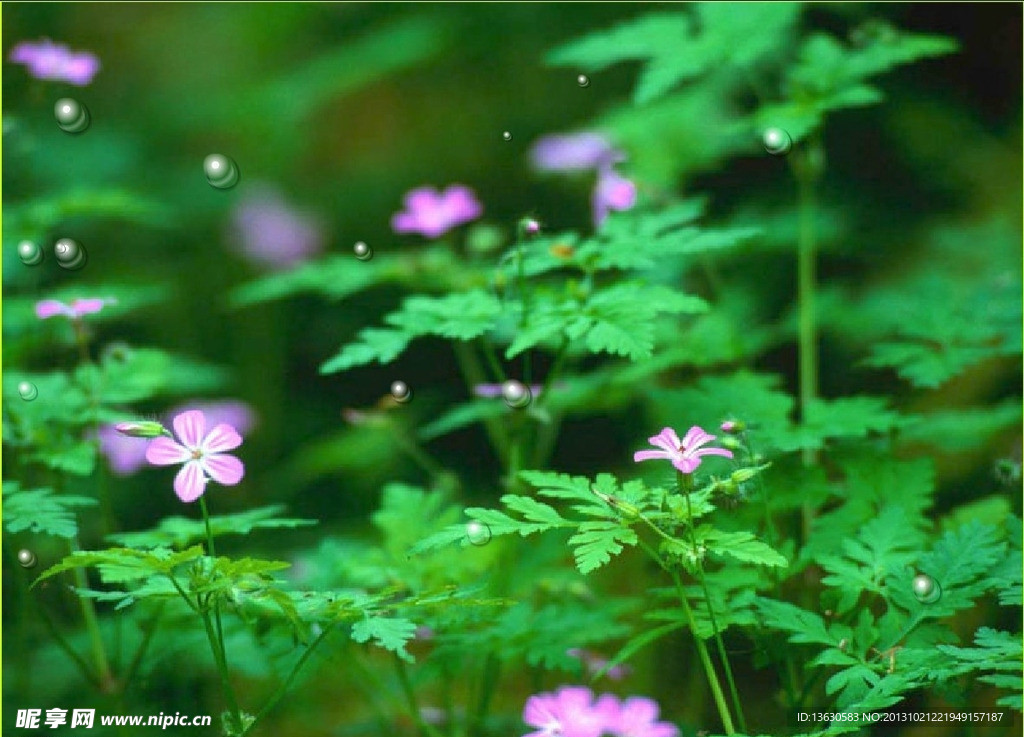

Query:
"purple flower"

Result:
[[145, 410, 245, 503], [391, 185, 482, 239], [97, 424, 152, 476], [531, 132, 622, 172], [231, 185, 324, 269], [35, 298, 114, 320], [522, 687, 677, 737], [633, 426, 733, 474], [9, 39, 100, 86], [530, 131, 636, 227]]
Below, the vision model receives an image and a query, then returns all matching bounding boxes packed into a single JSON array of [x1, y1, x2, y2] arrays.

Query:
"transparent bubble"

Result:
[[577, 74, 591, 88], [17, 549, 36, 568], [17, 381, 38, 401], [501, 380, 532, 409], [353, 241, 373, 261], [17, 240, 43, 266], [763, 127, 792, 155], [912, 573, 941, 604], [502, 131, 513, 142], [466, 520, 492, 546], [390, 380, 412, 403], [54, 238, 87, 270], [203, 154, 240, 190], [54, 97, 90, 134]]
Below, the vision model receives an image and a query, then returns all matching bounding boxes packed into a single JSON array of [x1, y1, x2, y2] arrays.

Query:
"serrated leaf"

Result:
[[351, 616, 418, 662], [569, 522, 638, 575], [2, 483, 97, 539], [320, 328, 412, 373], [107, 505, 316, 549], [701, 528, 788, 568]]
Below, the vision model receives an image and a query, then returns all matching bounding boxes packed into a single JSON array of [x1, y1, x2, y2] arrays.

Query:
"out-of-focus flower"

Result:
[[523, 686, 616, 737], [610, 697, 680, 737], [593, 167, 637, 227], [391, 185, 482, 239], [473, 383, 545, 399], [566, 648, 632, 681], [97, 424, 151, 476], [167, 400, 256, 436], [633, 426, 733, 474], [522, 687, 677, 737], [35, 298, 114, 320], [145, 410, 245, 503], [531, 132, 622, 172], [530, 131, 636, 227], [9, 39, 100, 86], [230, 185, 324, 269]]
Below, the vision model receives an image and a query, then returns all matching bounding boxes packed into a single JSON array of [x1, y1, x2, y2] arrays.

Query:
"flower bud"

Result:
[[720, 419, 745, 434], [720, 436, 742, 451], [730, 468, 757, 484], [114, 420, 167, 439]]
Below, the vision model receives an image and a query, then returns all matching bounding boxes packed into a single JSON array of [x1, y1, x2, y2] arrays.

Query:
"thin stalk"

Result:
[[393, 655, 446, 737], [200, 497, 231, 698], [199, 607, 243, 732], [477, 337, 507, 384], [119, 603, 166, 693], [73, 319, 115, 534], [67, 538, 113, 687], [241, 623, 337, 735], [472, 652, 501, 732], [452, 341, 508, 466], [678, 474, 746, 733]]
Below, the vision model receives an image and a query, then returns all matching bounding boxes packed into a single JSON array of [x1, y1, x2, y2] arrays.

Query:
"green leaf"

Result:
[[320, 328, 412, 373], [351, 616, 418, 663], [386, 290, 502, 341], [416, 399, 510, 442], [700, 528, 788, 568], [33, 546, 206, 587], [569, 522, 638, 575], [230, 255, 383, 307], [107, 506, 317, 549], [778, 396, 907, 452], [902, 402, 1023, 452], [2, 482, 97, 539], [756, 597, 850, 649]]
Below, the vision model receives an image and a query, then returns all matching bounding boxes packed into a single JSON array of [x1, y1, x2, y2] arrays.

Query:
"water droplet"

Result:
[[204, 154, 240, 190], [17, 240, 43, 266], [390, 380, 412, 403], [17, 549, 36, 568], [577, 74, 591, 88], [54, 238, 87, 270], [54, 97, 90, 134], [502, 131, 513, 142], [353, 241, 373, 261], [17, 381, 38, 401], [763, 127, 792, 155], [466, 520, 491, 546], [912, 573, 941, 604], [501, 380, 531, 409]]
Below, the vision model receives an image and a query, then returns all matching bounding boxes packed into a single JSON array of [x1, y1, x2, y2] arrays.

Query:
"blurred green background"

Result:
[[3, 3, 1021, 735]]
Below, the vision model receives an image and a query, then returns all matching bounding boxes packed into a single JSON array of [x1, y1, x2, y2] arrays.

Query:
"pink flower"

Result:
[[145, 410, 245, 503], [230, 184, 323, 269], [9, 39, 100, 86], [35, 298, 113, 320], [610, 697, 679, 737], [523, 687, 616, 737], [593, 166, 637, 227], [391, 185, 482, 239], [633, 426, 733, 474], [522, 687, 677, 737], [97, 401, 256, 477]]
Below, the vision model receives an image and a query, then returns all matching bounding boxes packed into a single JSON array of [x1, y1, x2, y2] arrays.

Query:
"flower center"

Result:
[[190, 448, 203, 460]]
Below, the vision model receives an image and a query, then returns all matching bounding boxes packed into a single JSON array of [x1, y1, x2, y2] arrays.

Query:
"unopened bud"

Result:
[[114, 421, 167, 439], [730, 468, 757, 484], [720, 419, 745, 434], [720, 436, 742, 451]]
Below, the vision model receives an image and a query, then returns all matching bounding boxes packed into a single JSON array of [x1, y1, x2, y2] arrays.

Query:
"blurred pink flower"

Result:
[[610, 697, 679, 737], [231, 185, 323, 269], [522, 687, 677, 737], [391, 185, 482, 239], [9, 39, 100, 85], [634, 426, 733, 474], [146, 410, 245, 503], [530, 131, 636, 227], [35, 298, 114, 320]]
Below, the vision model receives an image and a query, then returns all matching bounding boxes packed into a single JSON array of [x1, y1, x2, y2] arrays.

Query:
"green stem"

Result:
[[240, 623, 337, 735], [67, 538, 113, 687], [453, 341, 509, 466], [119, 603, 165, 694], [677, 474, 746, 733], [73, 320, 115, 534], [796, 165, 818, 466], [393, 655, 445, 737], [472, 652, 501, 732]]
